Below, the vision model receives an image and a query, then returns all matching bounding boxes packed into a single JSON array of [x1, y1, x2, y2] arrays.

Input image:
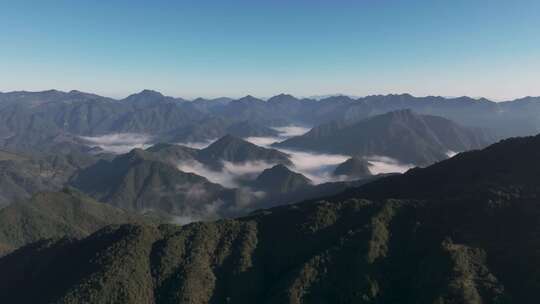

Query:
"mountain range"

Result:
[[1, 90, 540, 155], [2, 134, 540, 302], [2, 89, 540, 303]]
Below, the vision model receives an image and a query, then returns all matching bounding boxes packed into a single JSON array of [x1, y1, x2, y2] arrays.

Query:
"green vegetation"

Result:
[[0, 189, 153, 256]]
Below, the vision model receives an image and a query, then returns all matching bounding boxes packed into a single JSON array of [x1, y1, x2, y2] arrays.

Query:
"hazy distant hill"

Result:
[[165, 117, 279, 143], [275, 110, 493, 165], [333, 156, 372, 179], [3, 134, 540, 302]]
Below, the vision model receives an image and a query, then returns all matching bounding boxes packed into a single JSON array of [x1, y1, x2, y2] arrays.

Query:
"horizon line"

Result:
[[1, 88, 537, 103]]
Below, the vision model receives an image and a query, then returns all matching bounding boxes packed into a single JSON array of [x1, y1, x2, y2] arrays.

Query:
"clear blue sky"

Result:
[[1, 0, 539, 100]]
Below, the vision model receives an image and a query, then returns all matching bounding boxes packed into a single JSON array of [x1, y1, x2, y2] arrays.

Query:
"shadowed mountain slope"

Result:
[[345, 134, 540, 201]]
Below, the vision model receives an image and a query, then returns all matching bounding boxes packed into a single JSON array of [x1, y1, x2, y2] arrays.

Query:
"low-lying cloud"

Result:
[[272, 125, 310, 137], [244, 125, 349, 184], [168, 214, 201, 226], [175, 138, 217, 149], [79, 133, 152, 154], [176, 160, 270, 218], [244, 137, 413, 182], [446, 150, 458, 158], [246, 125, 310, 148], [178, 159, 275, 188], [278, 148, 349, 184], [365, 156, 414, 175], [244, 136, 281, 147]]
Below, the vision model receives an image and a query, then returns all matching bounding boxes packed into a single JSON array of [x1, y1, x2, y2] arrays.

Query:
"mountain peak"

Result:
[[254, 164, 311, 193], [202, 134, 258, 154], [257, 163, 293, 177], [139, 89, 164, 96], [212, 134, 242, 145], [333, 156, 372, 179], [236, 95, 264, 103], [124, 90, 165, 103], [267, 94, 298, 103], [201, 135, 292, 166], [119, 148, 153, 163]]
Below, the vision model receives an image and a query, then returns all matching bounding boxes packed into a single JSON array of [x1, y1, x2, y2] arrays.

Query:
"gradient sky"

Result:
[[1, 0, 539, 100]]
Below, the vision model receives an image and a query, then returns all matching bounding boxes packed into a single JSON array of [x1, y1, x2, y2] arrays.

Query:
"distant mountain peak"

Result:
[[145, 143, 178, 152], [236, 95, 264, 103], [201, 135, 292, 165], [260, 163, 291, 175], [118, 148, 153, 163], [333, 156, 372, 179], [202, 134, 260, 153], [124, 89, 165, 102], [276, 93, 294, 98], [139, 89, 164, 96], [268, 93, 297, 101], [210, 134, 241, 145], [254, 164, 311, 193]]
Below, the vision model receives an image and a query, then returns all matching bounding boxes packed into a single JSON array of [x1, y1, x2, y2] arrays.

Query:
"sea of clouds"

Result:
[[245, 125, 414, 183], [79, 126, 417, 226], [79, 127, 416, 182], [79, 133, 153, 154], [178, 159, 275, 188]]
